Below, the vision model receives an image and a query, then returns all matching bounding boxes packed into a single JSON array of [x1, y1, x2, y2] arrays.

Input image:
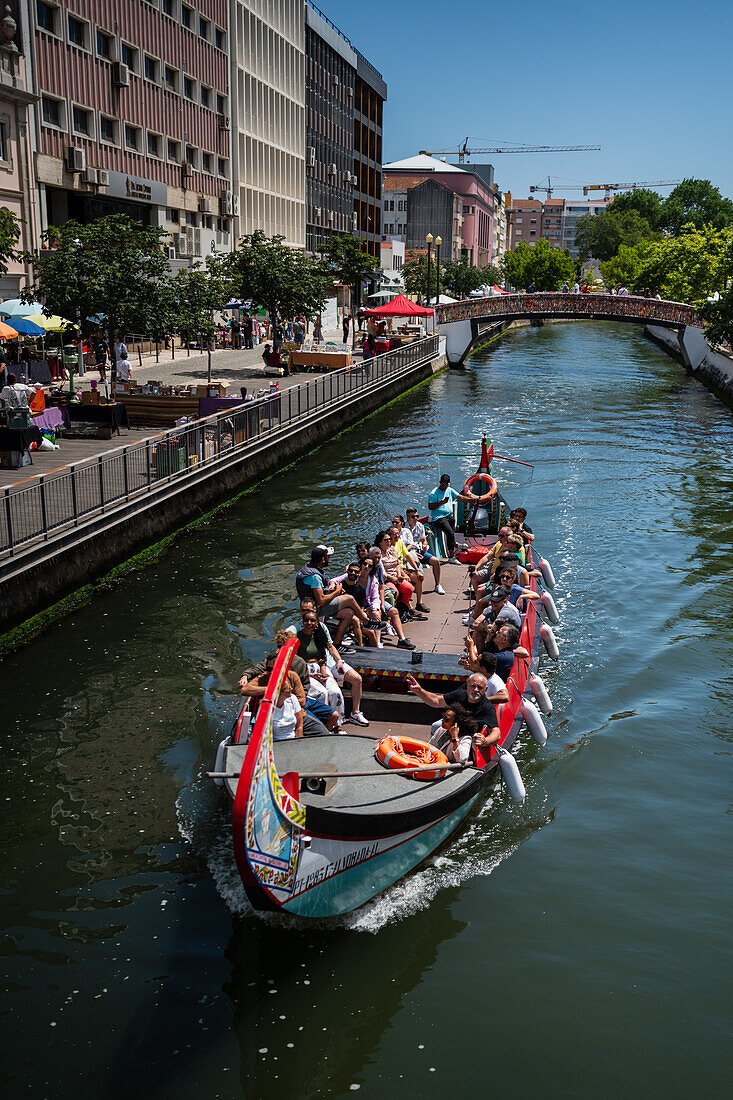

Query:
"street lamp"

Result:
[[434, 235, 442, 330], [425, 232, 433, 305]]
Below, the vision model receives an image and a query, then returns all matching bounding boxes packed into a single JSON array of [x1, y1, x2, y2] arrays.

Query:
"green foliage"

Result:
[[0, 208, 21, 275], [441, 260, 502, 299], [501, 239, 575, 291], [226, 229, 331, 322], [609, 189, 664, 230], [699, 284, 733, 348], [599, 243, 655, 289], [633, 225, 733, 301], [574, 208, 657, 261], [661, 179, 733, 235], [402, 253, 445, 300], [23, 215, 169, 341], [169, 254, 234, 345], [320, 235, 378, 306]]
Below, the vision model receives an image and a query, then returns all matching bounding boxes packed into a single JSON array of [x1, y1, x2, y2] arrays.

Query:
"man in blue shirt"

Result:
[[428, 474, 471, 562]]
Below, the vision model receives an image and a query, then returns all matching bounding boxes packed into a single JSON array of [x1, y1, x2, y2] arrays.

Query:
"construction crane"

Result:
[[530, 177, 681, 199], [423, 139, 601, 164]]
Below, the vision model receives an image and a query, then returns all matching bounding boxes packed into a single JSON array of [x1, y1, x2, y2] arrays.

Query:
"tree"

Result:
[[441, 260, 502, 299], [225, 230, 331, 336], [609, 189, 664, 230], [23, 214, 170, 390], [599, 243, 654, 289], [633, 225, 733, 301], [320, 235, 379, 320], [501, 239, 575, 291], [0, 208, 21, 275], [699, 285, 733, 348], [574, 208, 657, 261], [169, 254, 234, 347], [661, 179, 733, 235], [402, 253, 445, 300]]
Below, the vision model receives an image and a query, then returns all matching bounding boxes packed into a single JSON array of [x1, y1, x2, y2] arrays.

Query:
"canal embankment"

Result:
[[0, 336, 446, 639], [645, 323, 733, 404]]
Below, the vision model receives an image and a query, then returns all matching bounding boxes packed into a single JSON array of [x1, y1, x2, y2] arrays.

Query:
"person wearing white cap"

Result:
[[294, 545, 369, 646]]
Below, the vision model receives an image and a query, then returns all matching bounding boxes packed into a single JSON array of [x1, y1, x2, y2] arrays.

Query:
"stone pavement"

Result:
[[74, 326, 349, 394]]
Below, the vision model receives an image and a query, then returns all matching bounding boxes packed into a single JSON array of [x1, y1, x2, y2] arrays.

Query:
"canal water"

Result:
[[1, 322, 731, 1098]]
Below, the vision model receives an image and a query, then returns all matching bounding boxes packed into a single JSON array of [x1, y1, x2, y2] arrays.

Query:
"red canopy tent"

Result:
[[362, 293, 434, 317]]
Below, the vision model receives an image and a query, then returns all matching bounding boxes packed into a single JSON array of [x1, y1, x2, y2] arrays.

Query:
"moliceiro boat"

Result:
[[213, 439, 558, 918]]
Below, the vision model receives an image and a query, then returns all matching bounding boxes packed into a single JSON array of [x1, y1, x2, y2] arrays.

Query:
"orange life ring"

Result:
[[462, 472, 498, 504], [376, 736, 449, 781]]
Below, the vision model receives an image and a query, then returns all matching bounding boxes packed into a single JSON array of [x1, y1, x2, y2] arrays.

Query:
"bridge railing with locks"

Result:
[[435, 293, 700, 329]]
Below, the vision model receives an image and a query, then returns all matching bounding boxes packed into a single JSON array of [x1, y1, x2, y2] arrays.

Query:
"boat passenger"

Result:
[[374, 530, 416, 620], [406, 672, 501, 747], [459, 642, 509, 706], [330, 561, 373, 647], [295, 545, 369, 646], [402, 507, 445, 594], [429, 706, 478, 764], [470, 527, 516, 596], [510, 507, 534, 542], [362, 548, 415, 649], [296, 612, 370, 727], [427, 474, 472, 563], [483, 622, 529, 681], [239, 632, 338, 732], [389, 523, 430, 614], [239, 652, 333, 736], [471, 586, 523, 641]]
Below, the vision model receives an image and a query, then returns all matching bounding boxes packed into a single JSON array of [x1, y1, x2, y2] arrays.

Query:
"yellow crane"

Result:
[[530, 177, 681, 199]]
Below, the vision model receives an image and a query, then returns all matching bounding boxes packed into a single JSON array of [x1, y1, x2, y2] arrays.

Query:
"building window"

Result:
[[529, 230, 536, 236], [164, 66, 178, 91], [67, 15, 87, 48], [147, 132, 161, 158], [36, 2, 56, 33], [96, 30, 112, 59], [144, 55, 158, 81], [218, 157, 227, 178], [216, 94, 226, 115], [200, 85, 211, 109], [167, 139, 180, 163], [167, 208, 180, 223], [72, 106, 91, 136], [397, 200, 404, 211], [121, 44, 138, 72], [99, 116, 117, 144], [125, 125, 140, 151], [202, 152, 212, 174], [199, 17, 209, 40], [183, 75, 195, 100], [215, 27, 225, 50], [41, 95, 61, 127], [162, 0, 175, 16], [185, 145, 197, 168], [181, 5, 192, 29]]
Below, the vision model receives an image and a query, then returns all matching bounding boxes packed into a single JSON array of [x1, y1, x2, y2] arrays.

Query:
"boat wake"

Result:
[[177, 777, 524, 932]]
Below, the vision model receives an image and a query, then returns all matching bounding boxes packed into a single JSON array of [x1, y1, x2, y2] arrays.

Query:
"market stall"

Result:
[[362, 294, 434, 353]]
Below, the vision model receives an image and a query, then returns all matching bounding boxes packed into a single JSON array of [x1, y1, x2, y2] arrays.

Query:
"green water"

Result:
[[1, 322, 731, 1098]]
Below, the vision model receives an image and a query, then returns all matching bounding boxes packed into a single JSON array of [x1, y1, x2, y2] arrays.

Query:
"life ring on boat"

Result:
[[376, 736, 449, 781], [462, 472, 498, 503]]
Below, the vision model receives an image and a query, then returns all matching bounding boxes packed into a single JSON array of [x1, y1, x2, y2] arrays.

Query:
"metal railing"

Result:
[[0, 336, 439, 559], [435, 293, 700, 328]]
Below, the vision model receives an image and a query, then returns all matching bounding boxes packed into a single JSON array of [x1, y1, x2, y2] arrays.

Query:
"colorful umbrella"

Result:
[[25, 314, 76, 333], [0, 299, 44, 317], [0, 320, 19, 338], [7, 317, 45, 336]]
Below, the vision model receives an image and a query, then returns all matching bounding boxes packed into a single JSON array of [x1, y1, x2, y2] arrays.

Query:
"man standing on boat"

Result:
[[427, 474, 471, 563]]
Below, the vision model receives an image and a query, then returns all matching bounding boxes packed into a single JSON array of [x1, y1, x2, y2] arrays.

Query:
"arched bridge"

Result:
[[435, 292, 702, 366]]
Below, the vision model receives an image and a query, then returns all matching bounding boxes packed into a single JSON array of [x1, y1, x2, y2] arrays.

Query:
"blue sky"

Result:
[[319, 0, 733, 201]]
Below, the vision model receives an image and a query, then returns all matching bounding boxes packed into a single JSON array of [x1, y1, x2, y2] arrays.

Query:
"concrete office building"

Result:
[[31, 0, 233, 264], [231, 0, 305, 247], [562, 197, 611, 257], [304, 3, 386, 258]]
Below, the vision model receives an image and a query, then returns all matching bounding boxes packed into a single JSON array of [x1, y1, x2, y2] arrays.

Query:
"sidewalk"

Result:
[[74, 327, 350, 393]]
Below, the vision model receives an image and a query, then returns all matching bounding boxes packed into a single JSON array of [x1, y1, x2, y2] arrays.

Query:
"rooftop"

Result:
[[384, 153, 466, 173]]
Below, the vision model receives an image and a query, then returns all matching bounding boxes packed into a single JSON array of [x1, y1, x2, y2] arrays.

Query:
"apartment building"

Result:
[[542, 199, 565, 248], [31, 0, 233, 265], [562, 197, 611, 257], [506, 197, 542, 249]]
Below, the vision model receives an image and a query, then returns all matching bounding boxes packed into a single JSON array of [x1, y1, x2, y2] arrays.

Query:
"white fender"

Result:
[[521, 697, 548, 745], [541, 622, 559, 660], [541, 590, 560, 624], [213, 736, 230, 788], [539, 557, 556, 589], [496, 745, 526, 802], [530, 673, 553, 715]]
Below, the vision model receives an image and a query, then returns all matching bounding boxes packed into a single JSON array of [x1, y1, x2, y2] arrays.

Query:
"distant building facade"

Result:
[[507, 194, 612, 258], [31, 0, 233, 265], [562, 198, 611, 257], [0, 2, 37, 296]]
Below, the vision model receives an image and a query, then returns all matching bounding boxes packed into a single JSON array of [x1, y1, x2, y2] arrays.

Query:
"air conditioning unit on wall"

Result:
[[66, 146, 85, 173], [307, 146, 315, 167], [97, 169, 110, 186], [112, 62, 129, 87]]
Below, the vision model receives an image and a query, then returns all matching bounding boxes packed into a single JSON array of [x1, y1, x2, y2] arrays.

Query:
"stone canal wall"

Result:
[[645, 324, 733, 403], [0, 340, 447, 636]]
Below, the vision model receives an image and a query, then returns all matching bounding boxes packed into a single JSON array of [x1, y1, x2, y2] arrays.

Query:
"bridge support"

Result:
[[438, 319, 508, 365]]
